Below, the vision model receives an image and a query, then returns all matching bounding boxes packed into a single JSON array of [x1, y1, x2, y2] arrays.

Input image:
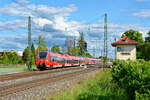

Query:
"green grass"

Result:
[[48, 69, 128, 100], [0, 65, 37, 75], [0, 64, 27, 68]]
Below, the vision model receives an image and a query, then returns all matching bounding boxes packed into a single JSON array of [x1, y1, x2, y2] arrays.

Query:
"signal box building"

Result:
[[111, 36, 139, 60]]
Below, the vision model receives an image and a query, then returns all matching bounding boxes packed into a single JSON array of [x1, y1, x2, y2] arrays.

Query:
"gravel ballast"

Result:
[[0, 68, 102, 100]]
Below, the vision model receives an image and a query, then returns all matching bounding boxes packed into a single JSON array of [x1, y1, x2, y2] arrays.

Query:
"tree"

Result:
[[23, 46, 36, 65], [23, 46, 29, 64], [122, 29, 144, 43], [75, 47, 81, 56], [140, 43, 150, 60], [139, 31, 150, 60], [85, 52, 93, 57], [51, 45, 61, 53], [7, 52, 19, 64], [145, 30, 150, 42], [67, 47, 74, 55], [38, 35, 47, 48], [31, 43, 36, 64], [31, 43, 35, 59], [2, 52, 8, 64], [31, 55, 35, 65], [78, 32, 86, 56], [35, 35, 47, 56]]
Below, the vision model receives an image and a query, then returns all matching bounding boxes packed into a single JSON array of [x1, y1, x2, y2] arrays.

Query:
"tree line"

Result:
[[0, 51, 23, 64]]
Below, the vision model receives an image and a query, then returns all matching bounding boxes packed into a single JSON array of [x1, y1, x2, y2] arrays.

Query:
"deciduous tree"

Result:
[[145, 30, 150, 42], [122, 29, 144, 43], [2, 52, 8, 64], [31, 43, 35, 59], [22, 46, 29, 64], [78, 32, 86, 56], [51, 45, 61, 53], [35, 35, 48, 56]]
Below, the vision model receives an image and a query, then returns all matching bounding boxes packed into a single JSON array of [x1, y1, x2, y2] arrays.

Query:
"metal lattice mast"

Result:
[[28, 16, 32, 70], [104, 13, 107, 58], [103, 13, 107, 69]]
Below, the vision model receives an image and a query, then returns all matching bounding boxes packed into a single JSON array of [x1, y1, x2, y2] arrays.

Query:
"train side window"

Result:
[[50, 56, 53, 61], [50, 56, 55, 61], [64, 58, 66, 63], [49, 57, 51, 61], [80, 59, 81, 63]]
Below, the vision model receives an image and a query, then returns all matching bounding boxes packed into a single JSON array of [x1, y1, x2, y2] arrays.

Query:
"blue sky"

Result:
[[0, 0, 150, 58]]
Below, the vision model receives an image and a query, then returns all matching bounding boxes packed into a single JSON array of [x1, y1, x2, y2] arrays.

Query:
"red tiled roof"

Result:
[[111, 36, 139, 46]]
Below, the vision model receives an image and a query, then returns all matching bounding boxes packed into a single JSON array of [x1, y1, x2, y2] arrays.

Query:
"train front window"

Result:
[[39, 52, 48, 59]]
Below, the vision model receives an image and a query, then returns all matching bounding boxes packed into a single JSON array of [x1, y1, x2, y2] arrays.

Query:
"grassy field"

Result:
[[48, 69, 128, 100], [0, 65, 37, 75]]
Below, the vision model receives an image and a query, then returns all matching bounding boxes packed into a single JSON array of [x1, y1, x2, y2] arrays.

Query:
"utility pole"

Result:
[[28, 16, 32, 70], [104, 13, 107, 69]]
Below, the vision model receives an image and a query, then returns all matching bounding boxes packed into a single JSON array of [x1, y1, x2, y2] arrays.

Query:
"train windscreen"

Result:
[[39, 52, 48, 59]]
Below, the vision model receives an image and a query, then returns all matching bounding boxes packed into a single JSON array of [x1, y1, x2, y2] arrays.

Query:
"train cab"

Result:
[[36, 51, 49, 70]]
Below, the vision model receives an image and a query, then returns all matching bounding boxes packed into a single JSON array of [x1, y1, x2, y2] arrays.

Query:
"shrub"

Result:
[[112, 60, 150, 100]]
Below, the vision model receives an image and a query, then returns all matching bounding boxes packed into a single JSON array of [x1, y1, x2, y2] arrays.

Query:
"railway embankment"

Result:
[[0, 66, 102, 100]]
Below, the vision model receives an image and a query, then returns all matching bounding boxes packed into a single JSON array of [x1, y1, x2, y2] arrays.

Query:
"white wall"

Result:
[[116, 45, 136, 60]]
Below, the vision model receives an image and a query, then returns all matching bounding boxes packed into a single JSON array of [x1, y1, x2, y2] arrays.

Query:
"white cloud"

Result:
[[132, 9, 150, 18], [0, 20, 27, 32], [33, 18, 52, 27]]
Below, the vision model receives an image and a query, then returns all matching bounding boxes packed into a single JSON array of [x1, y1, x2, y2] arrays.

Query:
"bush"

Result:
[[112, 60, 150, 100]]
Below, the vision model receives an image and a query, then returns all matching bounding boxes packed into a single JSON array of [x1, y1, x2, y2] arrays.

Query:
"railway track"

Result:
[[0, 67, 98, 98], [0, 66, 82, 82]]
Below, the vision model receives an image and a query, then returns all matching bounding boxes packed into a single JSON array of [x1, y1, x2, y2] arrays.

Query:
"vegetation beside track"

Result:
[[0, 65, 37, 75], [48, 60, 150, 100], [48, 69, 127, 100], [112, 60, 150, 100]]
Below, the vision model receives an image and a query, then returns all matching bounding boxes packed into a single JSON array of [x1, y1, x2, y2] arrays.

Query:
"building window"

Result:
[[117, 47, 124, 52], [121, 53, 130, 55]]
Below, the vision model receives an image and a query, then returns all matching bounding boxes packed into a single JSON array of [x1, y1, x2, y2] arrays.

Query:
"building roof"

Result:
[[111, 36, 139, 46]]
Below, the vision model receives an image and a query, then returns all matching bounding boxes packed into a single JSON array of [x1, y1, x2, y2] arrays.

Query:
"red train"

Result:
[[36, 50, 101, 70]]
